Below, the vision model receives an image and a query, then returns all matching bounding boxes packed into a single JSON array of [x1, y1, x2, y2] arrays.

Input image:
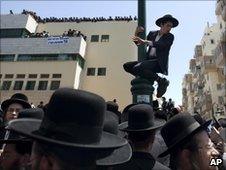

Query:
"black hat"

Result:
[[7, 88, 128, 165], [0, 108, 3, 117], [106, 101, 119, 112], [156, 14, 179, 28], [121, 103, 137, 123], [193, 114, 206, 125], [0, 108, 44, 144], [159, 113, 211, 157], [97, 111, 132, 166], [106, 101, 121, 122], [17, 108, 44, 119], [119, 104, 165, 132], [1, 93, 31, 111]]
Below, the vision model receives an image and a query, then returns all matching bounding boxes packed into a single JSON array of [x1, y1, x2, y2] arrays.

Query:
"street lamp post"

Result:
[[131, 0, 155, 105]]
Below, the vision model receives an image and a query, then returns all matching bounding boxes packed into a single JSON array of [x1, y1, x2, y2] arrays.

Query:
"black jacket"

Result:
[[147, 31, 174, 75], [113, 151, 170, 170]]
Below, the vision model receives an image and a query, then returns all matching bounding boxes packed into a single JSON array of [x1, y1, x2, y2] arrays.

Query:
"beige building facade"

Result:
[[182, 0, 226, 119], [0, 12, 138, 110]]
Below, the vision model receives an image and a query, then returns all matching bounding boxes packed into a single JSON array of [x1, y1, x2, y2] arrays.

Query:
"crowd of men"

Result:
[[18, 9, 137, 23], [23, 29, 87, 40], [0, 89, 225, 170], [1, 11, 225, 170]]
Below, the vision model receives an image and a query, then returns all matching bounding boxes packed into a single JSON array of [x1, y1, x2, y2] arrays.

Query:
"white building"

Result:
[[0, 12, 138, 110], [182, 0, 226, 119]]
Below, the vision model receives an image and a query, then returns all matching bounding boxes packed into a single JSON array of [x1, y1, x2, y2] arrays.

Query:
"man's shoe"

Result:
[[157, 78, 169, 98]]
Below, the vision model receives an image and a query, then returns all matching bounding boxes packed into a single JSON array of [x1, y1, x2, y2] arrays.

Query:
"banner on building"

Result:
[[47, 37, 69, 45]]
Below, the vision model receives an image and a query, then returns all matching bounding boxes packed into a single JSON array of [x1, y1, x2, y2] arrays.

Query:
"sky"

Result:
[[1, 0, 217, 106]]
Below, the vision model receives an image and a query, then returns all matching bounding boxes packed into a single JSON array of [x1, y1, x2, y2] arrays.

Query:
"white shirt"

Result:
[[148, 33, 162, 57]]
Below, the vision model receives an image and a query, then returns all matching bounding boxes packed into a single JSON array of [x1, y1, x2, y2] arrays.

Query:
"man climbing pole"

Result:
[[123, 14, 179, 98]]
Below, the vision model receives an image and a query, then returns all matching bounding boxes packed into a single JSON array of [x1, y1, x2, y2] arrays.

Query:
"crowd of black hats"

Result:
[[0, 89, 226, 169], [25, 31, 50, 38], [63, 29, 87, 40], [23, 29, 87, 40], [21, 9, 137, 23]]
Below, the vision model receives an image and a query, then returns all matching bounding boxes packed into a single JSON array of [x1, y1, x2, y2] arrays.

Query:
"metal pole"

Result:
[[138, 0, 146, 62], [131, 0, 154, 105]]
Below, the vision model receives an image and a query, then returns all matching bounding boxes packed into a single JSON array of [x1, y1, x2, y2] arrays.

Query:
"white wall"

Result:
[[37, 21, 137, 110], [1, 36, 86, 57], [1, 14, 38, 33]]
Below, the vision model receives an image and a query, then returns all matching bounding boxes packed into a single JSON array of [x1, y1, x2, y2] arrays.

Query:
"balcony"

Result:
[[215, 0, 224, 15], [214, 41, 226, 67], [182, 88, 187, 96], [220, 30, 226, 43], [187, 83, 194, 94], [194, 98, 202, 110], [194, 45, 203, 58], [193, 65, 201, 78], [184, 74, 193, 82], [201, 55, 217, 74], [200, 94, 212, 112], [189, 59, 196, 73], [216, 68, 225, 82], [223, 5, 226, 21], [0, 36, 86, 58], [194, 85, 204, 97]]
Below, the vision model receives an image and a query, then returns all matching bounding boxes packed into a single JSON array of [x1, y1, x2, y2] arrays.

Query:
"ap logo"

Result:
[[209, 158, 223, 166]]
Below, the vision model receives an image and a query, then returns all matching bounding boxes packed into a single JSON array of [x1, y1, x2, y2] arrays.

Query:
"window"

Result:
[[217, 84, 222, 90], [28, 74, 37, 78], [40, 74, 49, 78], [0, 55, 15, 61], [17, 55, 31, 61], [13, 81, 23, 90], [26, 81, 36, 90], [16, 54, 85, 68], [52, 74, 62, 78], [91, 35, 99, 42], [218, 96, 224, 104], [5, 74, 14, 79], [38, 81, 48, 90], [87, 68, 95, 76], [101, 35, 109, 42], [97, 67, 106, 76], [203, 41, 206, 47], [50, 81, 60, 90], [16, 74, 25, 78], [210, 39, 214, 44], [2, 81, 12, 90], [0, 28, 29, 38]]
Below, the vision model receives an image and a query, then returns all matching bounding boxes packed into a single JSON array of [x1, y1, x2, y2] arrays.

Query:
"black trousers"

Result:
[[123, 59, 161, 80]]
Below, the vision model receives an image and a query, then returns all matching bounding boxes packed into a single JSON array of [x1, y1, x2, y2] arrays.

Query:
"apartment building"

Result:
[[182, 0, 226, 119], [0, 12, 138, 110]]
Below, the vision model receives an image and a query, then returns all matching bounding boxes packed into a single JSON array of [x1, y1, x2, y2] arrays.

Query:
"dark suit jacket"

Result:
[[112, 151, 170, 170], [146, 31, 174, 75]]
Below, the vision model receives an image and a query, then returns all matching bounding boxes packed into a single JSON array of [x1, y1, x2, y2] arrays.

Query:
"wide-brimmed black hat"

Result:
[[156, 14, 179, 28], [159, 113, 211, 157], [106, 101, 121, 122], [1, 93, 31, 111], [0, 108, 44, 144], [97, 111, 132, 166], [119, 104, 165, 132], [7, 88, 128, 165], [121, 103, 137, 123]]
